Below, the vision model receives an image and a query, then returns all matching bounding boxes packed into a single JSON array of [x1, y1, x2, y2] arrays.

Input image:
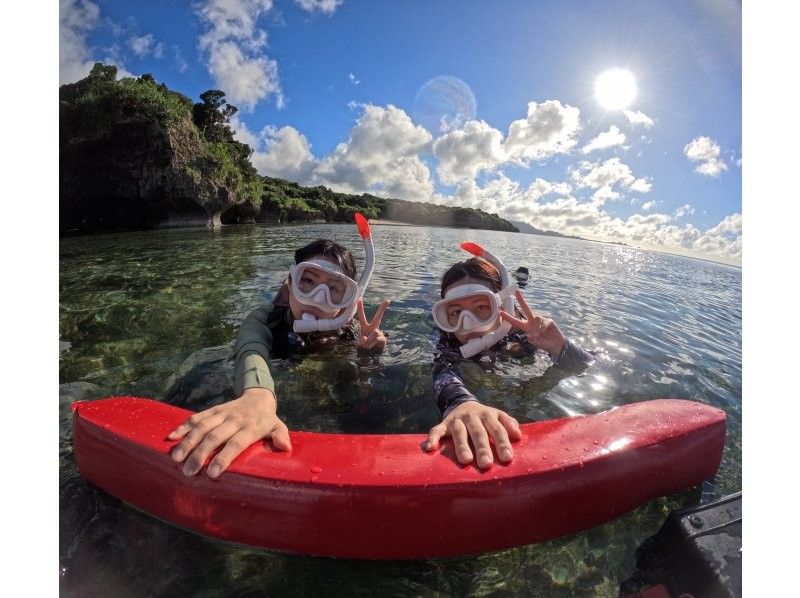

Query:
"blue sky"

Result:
[[60, 0, 742, 264]]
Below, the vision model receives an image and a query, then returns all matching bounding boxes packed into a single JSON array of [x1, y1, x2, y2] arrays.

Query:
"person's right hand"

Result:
[[168, 388, 291, 479], [421, 401, 522, 470]]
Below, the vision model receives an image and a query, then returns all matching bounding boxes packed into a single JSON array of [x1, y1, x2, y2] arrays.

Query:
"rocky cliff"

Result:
[[60, 65, 261, 235]]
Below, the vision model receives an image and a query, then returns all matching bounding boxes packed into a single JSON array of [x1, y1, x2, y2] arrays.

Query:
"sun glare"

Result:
[[594, 69, 637, 110]]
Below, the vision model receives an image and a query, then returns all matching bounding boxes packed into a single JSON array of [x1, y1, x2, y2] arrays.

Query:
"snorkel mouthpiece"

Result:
[[292, 213, 375, 333]]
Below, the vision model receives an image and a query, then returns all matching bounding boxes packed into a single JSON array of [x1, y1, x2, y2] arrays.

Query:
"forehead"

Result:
[[444, 276, 494, 296]]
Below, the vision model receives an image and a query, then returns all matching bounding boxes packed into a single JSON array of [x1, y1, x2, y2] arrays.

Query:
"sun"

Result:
[[594, 69, 637, 110]]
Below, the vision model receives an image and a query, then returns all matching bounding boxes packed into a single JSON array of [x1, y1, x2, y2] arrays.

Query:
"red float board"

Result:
[[72, 397, 726, 559]]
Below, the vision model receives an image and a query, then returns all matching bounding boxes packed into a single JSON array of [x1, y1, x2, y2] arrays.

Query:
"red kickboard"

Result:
[[72, 397, 726, 559]]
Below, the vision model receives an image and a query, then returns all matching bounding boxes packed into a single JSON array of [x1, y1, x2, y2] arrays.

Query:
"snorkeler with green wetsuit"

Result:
[[169, 219, 390, 479]]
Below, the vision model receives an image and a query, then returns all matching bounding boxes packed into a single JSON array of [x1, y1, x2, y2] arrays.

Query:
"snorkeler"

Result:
[[169, 214, 390, 478], [422, 242, 594, 470]]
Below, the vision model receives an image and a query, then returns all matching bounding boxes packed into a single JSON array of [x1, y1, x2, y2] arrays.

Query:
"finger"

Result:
[[465, 417, 493, 470], [356, 297, 367, 327], [168, 408, 216, 440], [170, 412, 225, 462], [355, 335, 367, 348], [363, 330, 380, 349], [498, 411, 523, 441], [541, 318, 555, 335], [269, 421, 293, 452], [207, 429, 255, 478], [370, 299, 390, 328], [168, 420, 192, 440], [515, 289, 536, 321], [423, 423, 448, 451], [482, 415, 513, 463], [500, 310, 528, 330], [532, 316, 545, 338], [450, 419, 473, 465], [182, 419, 240, 476]]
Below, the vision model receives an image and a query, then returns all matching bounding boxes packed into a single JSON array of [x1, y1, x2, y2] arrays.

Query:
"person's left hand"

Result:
[[500, 289, 566, 358], [355, 297, 389, 351]]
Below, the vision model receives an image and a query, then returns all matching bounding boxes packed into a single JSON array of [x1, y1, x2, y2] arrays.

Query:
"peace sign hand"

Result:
[[355, 297, 390, 352], [500, 289, 566, 359]]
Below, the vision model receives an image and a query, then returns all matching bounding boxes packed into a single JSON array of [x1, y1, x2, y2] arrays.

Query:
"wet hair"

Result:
[[440, 257, 501, 297], [294, 239, 357, 280]]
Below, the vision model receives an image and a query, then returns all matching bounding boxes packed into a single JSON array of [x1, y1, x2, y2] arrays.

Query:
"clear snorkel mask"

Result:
[[432, 242, 517, 358], [291, 213, 375, 333]]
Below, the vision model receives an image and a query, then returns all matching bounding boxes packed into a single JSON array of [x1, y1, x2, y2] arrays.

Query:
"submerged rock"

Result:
[[161, 345, 236, 411]]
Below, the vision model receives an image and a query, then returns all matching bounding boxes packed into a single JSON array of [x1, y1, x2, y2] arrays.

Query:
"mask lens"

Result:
[[298, 272, 317, 294], [292, 263, 357, 309], [438, 291, 497, 331]]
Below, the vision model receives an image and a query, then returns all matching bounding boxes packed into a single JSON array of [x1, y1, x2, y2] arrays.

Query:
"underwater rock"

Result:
[[161, 345, 235, 411]]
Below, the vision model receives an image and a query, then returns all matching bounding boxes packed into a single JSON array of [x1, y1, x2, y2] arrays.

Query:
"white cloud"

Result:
[[348, 72, 360, 85], [705, 213, 742, 236], [230, 117, 318, 182], [629, 178, 652, 193], [624, 109, 655, 128], [581, 125, 626, 154], [570, 158, 651, 203], [310, 104, 435, 201], [235, 104, 433, 199], [60, 0, 101, 84], [129, 34, 164, 59], [431, 173, 740, 263], [642, 200, 656, 210], [173, 46, 189, 72], [433, 120, 505, 185], [295, 0, 343, 15], [674, 204, 695, 218], [684, 136, 728, 176], [503, 100, 581, 163], [257, 126, 318, 181], [195, 0, 283, 110]]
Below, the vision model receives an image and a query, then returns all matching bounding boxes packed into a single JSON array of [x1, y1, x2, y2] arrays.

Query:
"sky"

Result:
[[59, 0, 743, 265]]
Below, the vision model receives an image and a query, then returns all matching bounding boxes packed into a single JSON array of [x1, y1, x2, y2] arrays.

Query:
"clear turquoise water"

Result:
[[59, 224, 741, 596]]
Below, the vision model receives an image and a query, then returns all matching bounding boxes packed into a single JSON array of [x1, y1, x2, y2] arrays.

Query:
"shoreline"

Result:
[[367, 219, 415, 227]]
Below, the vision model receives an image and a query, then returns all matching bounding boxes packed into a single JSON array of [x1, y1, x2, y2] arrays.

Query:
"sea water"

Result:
[[60, 223, 741, 596]]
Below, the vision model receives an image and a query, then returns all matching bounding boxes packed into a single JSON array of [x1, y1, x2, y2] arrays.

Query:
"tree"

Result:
[[192, 90, 238, 142], [87, 63, 117, 83]]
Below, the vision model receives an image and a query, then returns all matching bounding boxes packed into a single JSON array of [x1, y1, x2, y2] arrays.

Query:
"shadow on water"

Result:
[[60, 224, 741, 596]]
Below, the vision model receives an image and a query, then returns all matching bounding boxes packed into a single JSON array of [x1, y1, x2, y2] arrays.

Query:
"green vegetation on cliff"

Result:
[[250, 177, 517, 232]]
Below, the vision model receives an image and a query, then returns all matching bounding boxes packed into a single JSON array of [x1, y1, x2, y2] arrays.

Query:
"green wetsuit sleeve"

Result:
[[232, 303, 277, 396]]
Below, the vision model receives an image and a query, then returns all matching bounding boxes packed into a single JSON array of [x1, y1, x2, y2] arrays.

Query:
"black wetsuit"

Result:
[[433, 330, 595, 418]]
